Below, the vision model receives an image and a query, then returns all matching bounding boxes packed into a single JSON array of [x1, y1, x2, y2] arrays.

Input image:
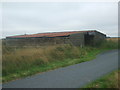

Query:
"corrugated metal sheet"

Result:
[[7, 30, 96, 38]]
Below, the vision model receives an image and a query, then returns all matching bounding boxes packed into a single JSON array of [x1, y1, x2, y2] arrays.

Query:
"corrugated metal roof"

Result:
[[7, 30, 96, 38]]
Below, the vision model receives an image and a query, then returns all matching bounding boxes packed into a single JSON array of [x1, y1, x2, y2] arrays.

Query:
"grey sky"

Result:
[[1, 2, 118, 38]]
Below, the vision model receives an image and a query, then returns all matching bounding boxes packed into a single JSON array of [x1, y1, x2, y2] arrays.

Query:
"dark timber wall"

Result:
[[84, 31, 106, 46]]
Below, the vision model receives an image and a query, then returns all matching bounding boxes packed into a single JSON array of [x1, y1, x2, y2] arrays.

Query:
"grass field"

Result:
[[106, 37, 120, 42], [84, 70, 120, 88], [2, 40, 119, 83]]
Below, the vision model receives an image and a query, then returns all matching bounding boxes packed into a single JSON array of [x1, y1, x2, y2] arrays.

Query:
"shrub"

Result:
[[99, 40, 119, 49]]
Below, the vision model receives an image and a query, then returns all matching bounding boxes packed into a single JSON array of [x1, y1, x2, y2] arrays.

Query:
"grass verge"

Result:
[[2, 40, 119, 83], [84, 70, 120, 88], [2, 47, 109, 83]]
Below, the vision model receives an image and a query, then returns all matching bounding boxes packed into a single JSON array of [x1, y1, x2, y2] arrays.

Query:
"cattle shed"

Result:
[[5, 30, 106, 47]]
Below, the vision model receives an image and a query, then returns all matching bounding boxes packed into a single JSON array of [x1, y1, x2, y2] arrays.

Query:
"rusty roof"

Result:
[[7, 30, 96, 38]]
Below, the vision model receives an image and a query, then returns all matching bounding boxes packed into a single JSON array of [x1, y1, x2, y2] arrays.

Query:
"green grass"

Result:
[[2, 47, 103, 83], [84, 70, 119, 88], [2, 40, 119, 83]]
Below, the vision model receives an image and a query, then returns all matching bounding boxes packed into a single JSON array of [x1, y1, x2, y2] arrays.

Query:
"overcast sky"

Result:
[[1, 2, 118, 38]]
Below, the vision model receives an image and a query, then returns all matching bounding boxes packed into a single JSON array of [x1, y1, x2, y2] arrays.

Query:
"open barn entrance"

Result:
[[84, 33, 94, 46]]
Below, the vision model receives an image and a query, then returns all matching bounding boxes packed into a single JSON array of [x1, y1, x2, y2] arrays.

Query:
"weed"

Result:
[[2, 40, 119, 83]]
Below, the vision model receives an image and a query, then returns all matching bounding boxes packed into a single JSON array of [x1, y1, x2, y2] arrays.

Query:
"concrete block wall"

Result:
[[5, 36, 71, 47], [69, 33, 84, 47]]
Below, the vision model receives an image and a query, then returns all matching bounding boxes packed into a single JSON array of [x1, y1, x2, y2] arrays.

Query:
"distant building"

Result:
[[5, 30, 106, 47]]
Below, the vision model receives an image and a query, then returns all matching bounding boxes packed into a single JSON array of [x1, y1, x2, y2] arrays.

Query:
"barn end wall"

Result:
[[83, 31, 106, 46], [93, 31, 106, 46], [69, 33, 84, 47]]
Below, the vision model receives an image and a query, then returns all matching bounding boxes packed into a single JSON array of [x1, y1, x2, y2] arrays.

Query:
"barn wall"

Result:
[[84, 31, 106, 46], [69, 33, 84, 47], [84, 32, 94, 46], [5, 31, 106, 47], [93, 31, 106, 46], [6, 36, 71, 47]]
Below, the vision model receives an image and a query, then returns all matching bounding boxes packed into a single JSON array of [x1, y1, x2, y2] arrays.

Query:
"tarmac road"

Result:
[[3, 49, 119, 88]]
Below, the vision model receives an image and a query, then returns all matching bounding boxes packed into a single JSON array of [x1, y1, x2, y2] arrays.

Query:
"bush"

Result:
[[99, 40, 119, 49]]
